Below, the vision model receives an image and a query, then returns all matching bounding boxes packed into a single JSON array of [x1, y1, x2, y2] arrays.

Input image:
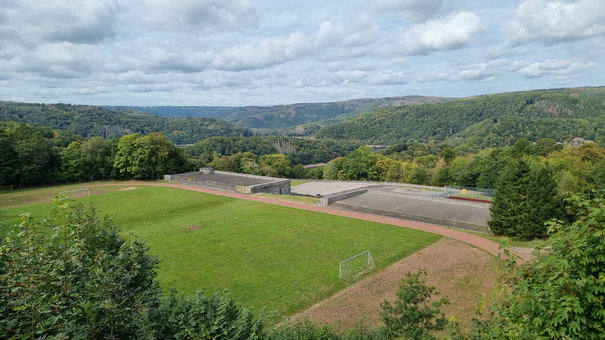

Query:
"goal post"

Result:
[[58, 188, 90, 198], [339, 250, 375, 281]]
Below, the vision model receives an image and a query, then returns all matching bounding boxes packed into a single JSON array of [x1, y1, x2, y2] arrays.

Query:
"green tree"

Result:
[[341, 146, 378, 180], [114, 133, 188, 179], [291, 164, 309, 179], [79, 136, 117, 180], [113, 133, 140, 178], [60, 141, 86, 181], [259, 154, 293, 178], [0, 131, 19, 186], [529, 138, 562, 157], [0, 199, 160, 338], [385, 160, 406, 182], [148, 290, 265, 339], [489, 159, 562, 239], [9, 124, 59, 186], [407, 162, 430, 185], [380, 270, 449, 340], [481, 195, 605, 339], [476, 149, 512, 189], [0, 198, 270, 339], [323, 157, 346, 180], [439, 147, 456, 164]]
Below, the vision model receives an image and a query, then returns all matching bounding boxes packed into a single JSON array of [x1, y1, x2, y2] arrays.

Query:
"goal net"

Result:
[[339, 250, 375, 281]]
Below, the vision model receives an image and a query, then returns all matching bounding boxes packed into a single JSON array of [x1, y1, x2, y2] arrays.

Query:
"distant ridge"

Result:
[[124, 96, 453, 129], [314, 86, 605, 148], [3, 87, 604, 148]]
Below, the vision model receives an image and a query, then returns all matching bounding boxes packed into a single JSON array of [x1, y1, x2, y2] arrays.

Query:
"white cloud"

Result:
[[400, 11, 482, 54], [518, 59, 596, 78], [0, 0, 120, 47], [210, 21, 347, 71], [0, 0, 603, 106], [143, 0, 258, 32], [372, 0, 450, 22], [456, 59, 507, 80], [3, 42, 102, 79], [368, 71, 409, 85], [504, 0, 605, 47], [210, 32, 313, 71]]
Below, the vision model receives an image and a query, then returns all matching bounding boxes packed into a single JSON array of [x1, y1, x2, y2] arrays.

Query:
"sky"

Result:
[[0, 0, 604, 106]]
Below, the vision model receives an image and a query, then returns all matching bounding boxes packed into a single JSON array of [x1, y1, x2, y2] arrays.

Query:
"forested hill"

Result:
[[314, 87, 605, 149], [125, 96, 452, 129], [220, 96, 452, 129], [114, 106, 233, 119], [0, 102, 251, 144]]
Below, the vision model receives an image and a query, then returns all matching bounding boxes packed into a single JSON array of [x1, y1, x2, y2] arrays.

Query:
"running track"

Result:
[[98, 181, 502, 257]]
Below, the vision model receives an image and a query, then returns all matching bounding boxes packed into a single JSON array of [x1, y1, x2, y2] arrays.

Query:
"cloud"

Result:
[[368, 71, 409, 85], [504, 0, 605, 47], [417, 59, 506, 83], [210, 21, 345, 71], [518, 59, 597, 78], [372, 0, 451, 22], [2, 42, 102, 79], [143, 0, 258, 32], [400, 11, 482, 54], [456, 59, 507, 80], [0, 0, 120, 47]]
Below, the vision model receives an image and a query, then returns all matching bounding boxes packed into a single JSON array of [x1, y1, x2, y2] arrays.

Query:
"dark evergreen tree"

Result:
[[488, 158, 532, 236], [489, 158, 562, 239], [522, 165, 563, 239]]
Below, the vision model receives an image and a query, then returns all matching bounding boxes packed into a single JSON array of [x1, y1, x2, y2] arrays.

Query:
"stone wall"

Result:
[[319, 188, 368, 207], [164, 170, 291, 195]]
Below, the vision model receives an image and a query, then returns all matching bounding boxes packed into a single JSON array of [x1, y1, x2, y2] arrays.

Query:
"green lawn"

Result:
[[0, 186, 441, 319]]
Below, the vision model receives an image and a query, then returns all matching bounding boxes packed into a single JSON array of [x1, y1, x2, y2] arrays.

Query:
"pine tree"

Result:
[[522, 165, 562, 239], [488, 158, 562, 240], [488, 158, 532, 236]]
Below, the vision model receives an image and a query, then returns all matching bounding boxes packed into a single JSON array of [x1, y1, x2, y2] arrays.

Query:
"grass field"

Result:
[[0, 185, 441, 319]]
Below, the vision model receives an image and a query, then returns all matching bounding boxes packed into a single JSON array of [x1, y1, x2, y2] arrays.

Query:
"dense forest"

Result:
[[315, 87, 605, 148], [217, 96, 452, 129], [3, 87, 605, 149], [119, 105, 234, 118], [0, 102, 251, 145]]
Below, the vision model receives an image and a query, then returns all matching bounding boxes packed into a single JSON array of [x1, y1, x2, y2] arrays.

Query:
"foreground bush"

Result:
[[0, 197, 265, 339]]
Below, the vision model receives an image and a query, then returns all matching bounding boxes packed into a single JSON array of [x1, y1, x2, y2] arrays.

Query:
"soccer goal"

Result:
[[339, 250, 375, 281], [58, 188, 90, 198]]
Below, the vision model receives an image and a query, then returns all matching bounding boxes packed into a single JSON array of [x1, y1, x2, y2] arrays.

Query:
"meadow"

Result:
[[0, 185, 441, 319]]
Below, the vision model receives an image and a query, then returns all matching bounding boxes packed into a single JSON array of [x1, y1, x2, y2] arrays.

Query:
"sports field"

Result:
[[0, 185, 441, 318]]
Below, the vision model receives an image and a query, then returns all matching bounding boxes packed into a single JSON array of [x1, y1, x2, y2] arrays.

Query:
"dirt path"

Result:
[[288, 238, 499, 331]]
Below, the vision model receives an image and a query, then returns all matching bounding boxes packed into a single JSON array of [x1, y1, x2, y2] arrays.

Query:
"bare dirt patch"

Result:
[[288, 238, 500, 332], [120, 187, 137, 191]]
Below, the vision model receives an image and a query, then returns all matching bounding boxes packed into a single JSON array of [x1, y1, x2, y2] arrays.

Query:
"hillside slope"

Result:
[[221, 96, 452, 129], [314, 87, 605, 148], [0, 102, 251, 144]]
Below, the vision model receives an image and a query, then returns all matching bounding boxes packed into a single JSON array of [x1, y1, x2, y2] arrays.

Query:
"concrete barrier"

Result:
[[320, 188, 368, 207]]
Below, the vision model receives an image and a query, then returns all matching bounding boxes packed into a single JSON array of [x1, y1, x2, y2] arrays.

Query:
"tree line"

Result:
[[0, 123, 193, 187], [321, 140, 604, 193], [0, 101, 251, 145], [0, 123, 359, 187]]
